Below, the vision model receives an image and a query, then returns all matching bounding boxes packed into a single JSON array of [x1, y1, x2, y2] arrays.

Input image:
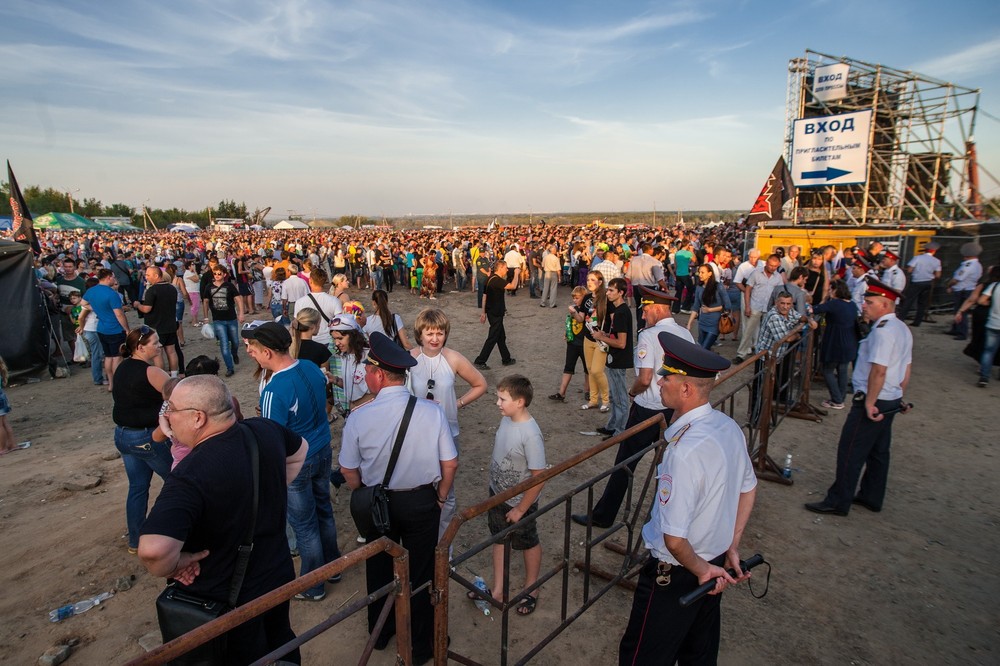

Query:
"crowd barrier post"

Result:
[[786, 327, 826, 422]]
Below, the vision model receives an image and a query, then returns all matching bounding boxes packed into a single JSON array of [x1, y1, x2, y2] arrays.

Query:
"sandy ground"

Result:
[[1, 283, 998, 665]]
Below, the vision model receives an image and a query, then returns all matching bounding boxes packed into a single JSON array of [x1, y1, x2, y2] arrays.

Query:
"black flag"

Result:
[[6, 161, 41, 255], [747, 156, 794, 223]]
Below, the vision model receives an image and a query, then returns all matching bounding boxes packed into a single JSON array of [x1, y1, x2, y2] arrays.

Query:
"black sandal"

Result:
[[548, 393, 565, 402], [516, 594, 538, 615]]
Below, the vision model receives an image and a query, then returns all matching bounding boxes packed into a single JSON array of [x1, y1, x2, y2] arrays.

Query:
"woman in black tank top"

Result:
[[112, 326, 173, 554]]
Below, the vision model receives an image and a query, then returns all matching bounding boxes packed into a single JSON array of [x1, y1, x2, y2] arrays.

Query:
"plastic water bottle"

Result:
[[49, 592, 113, 622], [783, 454, 793, 479], [472, 576, 491, 616]]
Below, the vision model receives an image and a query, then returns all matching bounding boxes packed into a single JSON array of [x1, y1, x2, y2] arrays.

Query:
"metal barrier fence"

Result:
[[129, 323, 825, 665], [433, 414, 668, 666], [125, 537, 413, 666]]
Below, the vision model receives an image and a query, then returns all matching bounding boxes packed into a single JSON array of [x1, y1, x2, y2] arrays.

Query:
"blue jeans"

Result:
[[269, 301, 283, 320], [981, 328, 1000, 382], [114, 426, 172, 548], [212, 319, 240, 372], [605, 367, 630, 434], [82, 330, 106, 384], [698, 329, 719, 350], [823, 361, 850, 404], [287, 445, 341, 596]]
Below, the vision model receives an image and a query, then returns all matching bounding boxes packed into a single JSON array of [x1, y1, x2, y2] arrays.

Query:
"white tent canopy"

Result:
[[273, 219, 309, 230]]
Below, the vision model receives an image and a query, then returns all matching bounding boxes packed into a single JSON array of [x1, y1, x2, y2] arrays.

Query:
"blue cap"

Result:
[[364, 331, 417, 372]]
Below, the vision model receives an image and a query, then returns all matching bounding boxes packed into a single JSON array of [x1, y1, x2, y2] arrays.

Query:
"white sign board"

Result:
[[791, 109, 873, 188], [813, 63, 850, 102]]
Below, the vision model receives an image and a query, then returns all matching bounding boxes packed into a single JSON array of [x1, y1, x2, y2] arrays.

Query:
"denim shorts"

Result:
[[0, 386, 10, 417]]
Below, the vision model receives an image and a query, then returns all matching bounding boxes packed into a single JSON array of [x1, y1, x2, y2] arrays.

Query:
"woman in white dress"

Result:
[[409, 308, 487, 539]]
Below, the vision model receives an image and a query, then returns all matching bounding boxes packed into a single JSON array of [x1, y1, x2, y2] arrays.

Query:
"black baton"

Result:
[[877, 402, 914, 417], [679, 553, 765, 607]]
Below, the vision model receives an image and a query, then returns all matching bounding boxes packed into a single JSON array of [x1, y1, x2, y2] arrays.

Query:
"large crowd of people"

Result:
[[10, 218, 1000, 663]]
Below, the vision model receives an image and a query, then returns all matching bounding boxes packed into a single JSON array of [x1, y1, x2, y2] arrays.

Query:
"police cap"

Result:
[[364, 331, 417, 372], [656, 332, 731, 379]]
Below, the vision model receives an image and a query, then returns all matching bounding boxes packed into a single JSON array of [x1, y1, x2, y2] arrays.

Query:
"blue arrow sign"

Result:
[[800, 166, 851, 181]]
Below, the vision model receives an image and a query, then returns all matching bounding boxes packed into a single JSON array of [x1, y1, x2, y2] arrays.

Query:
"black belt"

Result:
[[387, 484, 434, 494], [644, 553, 726, 587]]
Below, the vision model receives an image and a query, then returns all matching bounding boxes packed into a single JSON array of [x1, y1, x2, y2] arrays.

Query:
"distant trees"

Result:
[[215, 199, 248, 220], [0, 181, 254, 228]]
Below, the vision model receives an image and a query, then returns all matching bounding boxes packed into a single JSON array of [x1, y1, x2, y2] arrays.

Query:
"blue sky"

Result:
[[1, 0, 999, 218]]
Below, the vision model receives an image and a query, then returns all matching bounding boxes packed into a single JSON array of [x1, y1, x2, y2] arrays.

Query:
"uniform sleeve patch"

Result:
[[638, 346, 647, 359], [658, 473, 672, 504]]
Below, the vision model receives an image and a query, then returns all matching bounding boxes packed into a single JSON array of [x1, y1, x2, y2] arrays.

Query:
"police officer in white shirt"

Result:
[[572, 287, 694, 529], [945, 242, 983, 340], [879, 250, 906, 292], [806, 280, 913, 516], [619, 333, 757, 665], [898, 241, 942, 326], [339, 332, 458, 663]]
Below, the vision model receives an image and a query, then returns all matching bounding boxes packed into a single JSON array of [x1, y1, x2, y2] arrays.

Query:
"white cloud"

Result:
[[911, 36, 1000, 80]]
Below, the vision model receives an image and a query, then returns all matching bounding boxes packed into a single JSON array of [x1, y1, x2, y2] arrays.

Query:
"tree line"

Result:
[[0, 182, 248, 228]]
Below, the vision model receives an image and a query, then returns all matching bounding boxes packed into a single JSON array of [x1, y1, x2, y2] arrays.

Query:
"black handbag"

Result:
[[350, 396, 416, 539], [155, 425, 260, 666]]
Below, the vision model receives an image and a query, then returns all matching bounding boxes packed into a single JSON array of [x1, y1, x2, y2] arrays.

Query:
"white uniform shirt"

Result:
[[633, 318, 694, 410], [339, 385, 457, 489], [852, 312, 913, 400], [907, 253, 941, 282], [882, 264, 906, 292], [847, 274, 868, 314], [642, 403, 757, 564], [951, 259, 982, 291]]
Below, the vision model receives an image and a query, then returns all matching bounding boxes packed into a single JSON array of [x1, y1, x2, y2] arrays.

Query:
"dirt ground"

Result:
[[1, 284, 998, 665]]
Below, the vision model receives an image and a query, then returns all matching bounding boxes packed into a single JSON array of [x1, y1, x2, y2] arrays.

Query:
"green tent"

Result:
[[34, 212, 104, 231]]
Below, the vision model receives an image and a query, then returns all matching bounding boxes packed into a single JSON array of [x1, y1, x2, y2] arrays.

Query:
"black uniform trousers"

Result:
[[619, 554, 726, 666], [366, 485, 440, 660], [822, 397, 900, 512], [591, 403, 673, 525], [474, 312, 511, 365], [898, 280, 932, 325]]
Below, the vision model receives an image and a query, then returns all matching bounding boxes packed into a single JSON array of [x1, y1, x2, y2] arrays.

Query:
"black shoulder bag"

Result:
[[155, 425, 260, 665], [307, 293, 331, 324], [350, 396, 416, 539]]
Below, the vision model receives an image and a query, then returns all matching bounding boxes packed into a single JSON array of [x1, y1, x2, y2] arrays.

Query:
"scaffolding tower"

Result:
[[785, 49, 998, 225]]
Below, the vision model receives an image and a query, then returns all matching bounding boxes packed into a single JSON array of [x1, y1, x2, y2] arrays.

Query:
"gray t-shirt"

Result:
[[489, 416, 546, 505]]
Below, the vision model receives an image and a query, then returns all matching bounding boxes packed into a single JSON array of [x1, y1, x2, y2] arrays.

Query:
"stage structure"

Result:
[[783, 49, 998, 225]]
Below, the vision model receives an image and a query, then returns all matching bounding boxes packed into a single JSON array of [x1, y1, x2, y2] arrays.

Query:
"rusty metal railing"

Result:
[[432, 414, 668, 666], [126, 537, 412, 666]]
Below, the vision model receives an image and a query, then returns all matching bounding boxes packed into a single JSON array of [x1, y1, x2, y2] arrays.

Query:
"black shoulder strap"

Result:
[[381, 396, 417, 488], [227, 424, 260, 608], [307, 293, 330, 323]]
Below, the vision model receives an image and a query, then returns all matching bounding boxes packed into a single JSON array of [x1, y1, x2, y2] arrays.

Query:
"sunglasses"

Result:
[[137, 325, 155, 343], [426, 378, 436, 401]]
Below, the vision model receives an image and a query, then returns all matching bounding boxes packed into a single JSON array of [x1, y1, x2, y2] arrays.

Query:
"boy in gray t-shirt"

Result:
[[484, 375, 546, 615]]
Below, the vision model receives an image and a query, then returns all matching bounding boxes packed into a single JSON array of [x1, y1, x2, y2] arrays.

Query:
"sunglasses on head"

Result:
[[138, 325, 154, 341]]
